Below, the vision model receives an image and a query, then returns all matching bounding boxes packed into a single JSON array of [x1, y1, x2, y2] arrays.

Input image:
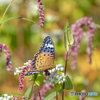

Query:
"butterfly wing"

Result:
[[25, 36, 55, 76], [39, 36, 55, 59]]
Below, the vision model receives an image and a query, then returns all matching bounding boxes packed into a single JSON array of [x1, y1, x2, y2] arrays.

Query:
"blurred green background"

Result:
[[0, 0, 100, 99]]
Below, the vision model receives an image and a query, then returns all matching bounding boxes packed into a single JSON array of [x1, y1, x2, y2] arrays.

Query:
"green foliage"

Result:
[[53, 72, 73, 94], [28, 76, 35, 82], [53, 83, 63, 92], [65, 76, 73, 90], [57, 71, 63, 76], [35, 72, 43, 86], [0, 17, 35, 25], [63, 22, 74, 51], [24, 84, 36, 99], [44, 92, 57, 100], [6, 93, 24, 96], [0, 0, 99, 100]]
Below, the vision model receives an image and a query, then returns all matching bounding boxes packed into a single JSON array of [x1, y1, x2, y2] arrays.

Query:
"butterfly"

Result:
[[24, 36, 55, 76]]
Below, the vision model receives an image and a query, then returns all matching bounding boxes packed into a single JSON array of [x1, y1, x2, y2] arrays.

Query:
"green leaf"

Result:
[[1, 17, 35, 25], [28, 75, 35, 82], [65, 76, 73, 90], [25, 84, 36, 99], [58, 89, 63, 94], [53, 83, 63, 91], [6, 93, 24, 96], [57, 71, 62, 76], [44, 92, 57, 100], [35, 72, 43, 86], [63, 22, 74, 51]]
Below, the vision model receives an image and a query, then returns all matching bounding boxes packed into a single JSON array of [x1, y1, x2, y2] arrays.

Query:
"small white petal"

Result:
[[0, 97, 3, 100], [59, 64, 62, 66], [49, 70, 51, 73], [60, 67, 64, 71], [62, 73, 64, 76], [14, 72, 17, 75], [58, 81, 61, 84], [8, 96, 12, 99], [3, 94, 8, 97], [63, 78, 66, 82], [15, 68, 18, 70], [51, 68, 56, 72], [57, 68, 60, 71], [43, 80, 46, 82]]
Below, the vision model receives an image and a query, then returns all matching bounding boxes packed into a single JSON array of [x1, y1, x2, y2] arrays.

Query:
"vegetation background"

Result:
[[0, 0, 100, 99]]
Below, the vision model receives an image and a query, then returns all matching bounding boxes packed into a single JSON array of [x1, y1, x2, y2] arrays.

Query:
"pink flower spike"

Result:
[[37, 84, 54, 100], [22, 96, 26, 99], [32, 94, 36, 100], [70, 17, 96, 70], [36, 0, 44, 27], [18, 66, 29, 92], [0, 43, 13, 71], [0, 43, 2, 56]]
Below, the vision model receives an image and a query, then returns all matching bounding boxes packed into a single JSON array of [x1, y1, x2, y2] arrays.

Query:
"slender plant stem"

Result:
[[0, 0, 15, 23], [62, 51, 68, 100], [56, 91, 58, 100], [37, 86, 41, 100], [28, 80, 35, 100]]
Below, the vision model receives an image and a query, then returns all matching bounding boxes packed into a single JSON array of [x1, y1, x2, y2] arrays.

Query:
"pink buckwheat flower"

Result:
[[36, 0, 44, 27], [32, 94, 36, 100], [13, 97, 18, 100], [18, 66, 29, 92], [79, 90, 86, 100], [0, 43, 2, 56], [37, 84, 54, 100], [70, 17, 96, 69], [0, 43, 13, 71], [22, 96, 26, 99]]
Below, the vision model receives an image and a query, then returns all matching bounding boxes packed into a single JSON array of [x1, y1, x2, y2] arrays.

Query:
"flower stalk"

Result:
[[62, 51, 68, 100]]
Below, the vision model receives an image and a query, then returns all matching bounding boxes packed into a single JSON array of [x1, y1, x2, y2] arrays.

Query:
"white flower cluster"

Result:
[[0, 94, 17, 100], [48, 64, 64, 73], [43, 64, 66, 84], [43, 73, 66, 84], [14, 60, 31, 75]]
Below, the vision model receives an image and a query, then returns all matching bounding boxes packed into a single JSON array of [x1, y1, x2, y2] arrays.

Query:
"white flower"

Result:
[[14, 60, 31, 75], [0, 94, 17, 100], [60, 67, 64, 71], [3, 94, 8, 97], [51, 68, 56, 72], [43, 72, 66, 84], [0, 97, 3, 100]]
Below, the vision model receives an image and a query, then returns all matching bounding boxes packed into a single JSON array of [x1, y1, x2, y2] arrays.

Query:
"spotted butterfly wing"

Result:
[[25, 36, 55, 76]]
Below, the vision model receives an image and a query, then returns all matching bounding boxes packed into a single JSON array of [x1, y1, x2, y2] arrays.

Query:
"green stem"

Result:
[[62, 51, 68, 100], [0, 0, 15, 23], [37, 86, 41, 100], [56, 91, 58, 100], [28, 79, 35, 100]]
